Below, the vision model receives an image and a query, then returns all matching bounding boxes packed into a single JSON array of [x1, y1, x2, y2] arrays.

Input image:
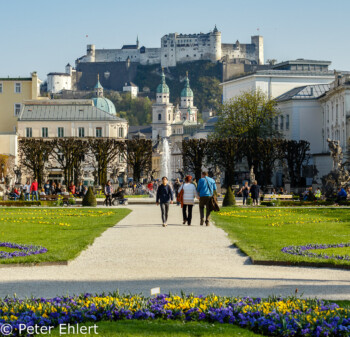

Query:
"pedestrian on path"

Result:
[[104, 180, 113, 206], [197, 172, 216, 226], [178, 175, 198, 226], [250, 180, 260, 206], [239, 182, 250, 205], [156, 176, 173, 227], [174, 178, 181, 206], [30, 179, 39, 201], [23, 181, 31, 201]]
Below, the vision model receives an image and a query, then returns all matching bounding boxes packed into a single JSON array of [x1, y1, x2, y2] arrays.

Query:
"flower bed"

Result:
[[282, 243, 350, 261], [0, 242, 47, 259], [0, 293, 349, 336]]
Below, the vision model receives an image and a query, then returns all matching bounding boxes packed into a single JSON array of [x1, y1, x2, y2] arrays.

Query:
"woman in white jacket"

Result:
[[178, 175, 198, 226]]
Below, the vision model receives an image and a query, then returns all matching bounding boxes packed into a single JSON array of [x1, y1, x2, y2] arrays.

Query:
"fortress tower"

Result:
[[209, 25, 222, 62]]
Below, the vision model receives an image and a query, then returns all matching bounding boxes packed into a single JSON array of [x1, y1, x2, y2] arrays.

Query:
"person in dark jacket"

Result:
[[250, 180, 260, 206], [174, 178, 181, 206], [156, 176, 174, 227]]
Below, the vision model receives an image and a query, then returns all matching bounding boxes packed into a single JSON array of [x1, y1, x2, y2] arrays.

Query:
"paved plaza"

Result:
[[1, 205, 350, 299]]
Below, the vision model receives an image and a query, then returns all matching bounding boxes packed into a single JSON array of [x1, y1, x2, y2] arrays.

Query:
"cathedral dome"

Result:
[[181, 73, 193, 97], [156, 69, 170, 94], [92, 97, 116, 115]]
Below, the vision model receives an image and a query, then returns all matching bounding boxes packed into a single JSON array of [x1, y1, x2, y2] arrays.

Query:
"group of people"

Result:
[[8, 179, 89, 201], [104, 181, 128, 206], [238, 180, 260, 206], [155, 172, 216, 227]]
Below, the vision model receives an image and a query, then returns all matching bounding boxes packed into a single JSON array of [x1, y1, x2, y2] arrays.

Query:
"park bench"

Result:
[[263, 194, 293, 201]]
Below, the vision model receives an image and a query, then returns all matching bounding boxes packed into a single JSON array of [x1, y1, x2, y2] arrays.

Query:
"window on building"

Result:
[[158, 114, 161, 121], [96, 127, 102, 137], [0, 83, 2, 93], [286, 115, 290, 130], [118, 127, 124, 138], [58, 127, 64, 137], [78, 127, 85, 137], [280, 116, 284, 130], [274, 117, 278, 130], [14, 103, 21, 116], [42, 127, 48, 138], [15, 83, 21, 93], [26, 127, 32, 138], [168, 114, 170, 121]]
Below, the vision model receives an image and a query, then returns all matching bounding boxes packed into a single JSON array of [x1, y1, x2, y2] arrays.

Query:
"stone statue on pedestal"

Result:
[[249, 166, 255, 183], [327, 138, 343, 172]]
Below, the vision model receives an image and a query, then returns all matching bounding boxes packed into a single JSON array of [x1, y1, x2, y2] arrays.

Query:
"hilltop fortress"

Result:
[[76, 26, 264, 68]]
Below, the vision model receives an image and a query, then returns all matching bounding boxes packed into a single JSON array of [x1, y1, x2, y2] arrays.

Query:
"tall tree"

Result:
[[125, 139, 152, 182], [214, 89, 281, 180], [51, 138, 87, 186], [18, 138, 54, 186], [255, 138, 284, 186], [182, 139, 208, 182], [281, 140, 310, 187], [206, 138, 243, 187], [214, 89, 280, 139], [88, 138, 125, 186]]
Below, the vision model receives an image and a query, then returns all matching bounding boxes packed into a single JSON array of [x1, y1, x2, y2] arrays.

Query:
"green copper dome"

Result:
[[181, 73, 193, 97], [156, 70, 170, 94], [92, 97, 116, 115]]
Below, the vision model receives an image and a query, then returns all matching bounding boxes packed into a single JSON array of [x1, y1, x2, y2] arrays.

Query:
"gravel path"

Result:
[[1, 204, 350, 299]]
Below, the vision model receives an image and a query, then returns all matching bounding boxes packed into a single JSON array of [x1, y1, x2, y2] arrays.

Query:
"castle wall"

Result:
[[78, 31, 264, 68]]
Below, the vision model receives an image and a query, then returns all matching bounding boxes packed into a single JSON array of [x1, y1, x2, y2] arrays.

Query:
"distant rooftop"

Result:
[[272, 59, 331, 72], [19, 104, 126, 122], [47, 72, 70, 76], [275, 84, 331, 102]]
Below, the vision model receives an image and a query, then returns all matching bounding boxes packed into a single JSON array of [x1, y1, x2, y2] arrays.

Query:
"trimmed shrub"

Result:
[[222, 186, 236, 207], [82, 187, 97, 207]]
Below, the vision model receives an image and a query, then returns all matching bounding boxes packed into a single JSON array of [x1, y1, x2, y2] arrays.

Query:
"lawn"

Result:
[[0, 207, 130, 264], [49, 320, 263, 336], [212, 207, 350, 267]]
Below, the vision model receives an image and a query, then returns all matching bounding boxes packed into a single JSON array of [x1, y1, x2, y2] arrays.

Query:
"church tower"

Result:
[[94, 74, 103, 97], [152, 69, 174, 140], [179, 72, 197, 122]]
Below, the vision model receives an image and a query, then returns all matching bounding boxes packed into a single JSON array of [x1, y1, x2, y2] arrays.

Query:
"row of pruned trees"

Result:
[[182, 138, 310, 188], [18, 138, 152, 187]]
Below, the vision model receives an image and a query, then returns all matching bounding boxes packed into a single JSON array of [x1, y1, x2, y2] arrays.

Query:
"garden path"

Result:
[[1, 204, 350, 299]]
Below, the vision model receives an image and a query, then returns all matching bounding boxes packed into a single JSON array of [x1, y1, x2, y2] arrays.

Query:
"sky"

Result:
[[0, 0, 349, 80]]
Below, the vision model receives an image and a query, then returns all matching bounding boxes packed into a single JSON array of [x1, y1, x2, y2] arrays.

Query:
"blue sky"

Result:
[[1, 0, 348, 80]]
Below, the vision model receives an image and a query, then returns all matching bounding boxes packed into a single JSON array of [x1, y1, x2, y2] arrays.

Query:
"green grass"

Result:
[[49, 320, 263, 336], [0, 208, 130, 264], [212, 207, 350, 267]]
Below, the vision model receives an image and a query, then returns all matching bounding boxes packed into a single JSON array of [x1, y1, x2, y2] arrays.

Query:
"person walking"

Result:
[[239, 182, 250, 206], [174, 178, 181, 206], [156, 176, 173, 227], [250, 180, 260, 206], [197, 172, 216, 226], [23, 181, 31, 201], [30, 179, 39, 201], [104, 180, 113, 206], [178, 175, 198, 226]]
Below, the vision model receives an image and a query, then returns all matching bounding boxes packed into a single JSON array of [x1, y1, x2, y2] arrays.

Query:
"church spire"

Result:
[[181, 71, 193, 97], [94, 74, 104, 97], [136, 35, 139, 48]]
